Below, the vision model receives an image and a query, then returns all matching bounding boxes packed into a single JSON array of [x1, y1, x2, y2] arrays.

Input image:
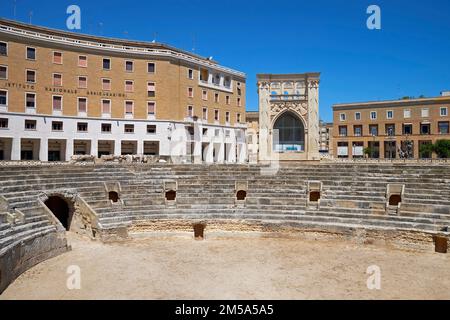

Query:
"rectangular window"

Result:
[[125, 61, 133, 72], [224, 76, 231, 88], [0, 90, 8, 106], [26, 47, 36, 60], [78, 76, 87, 88], [0, 118, 8, 128], [53, 96, 62, 111], [354, 125, 362, 137], [440, 107, 448, 117], [77, 122, 88, 132], [26, 70, 36, 83], [147, 62, 155, 73], [78, 55, 87, 67], [53, 51, 62, 64], [370, 111, 377, 120], [0, 66, 7, 79], [101, 123, 111, 133], [188, 69, 193, 79], [125, 80, 134, 92], [214, 110, 219, 121], [147, 125, 156, 134], [102, 100, 111, 114], [355, 112, 361, 120], [237, 97, 242, 107], [25, 120, 36, 130], [421, 123, 431, 135], [340, 113, 346, 121], [226, 96, 230, 105], [403, 124, 413, 135], [102, 78, 111, 91], [78, 98, 87, 113], [421, 108, 429, 118], [385, 124, 395, 136], [147, 82, 155, 98], [404, 109, 411, 118], [226, 112, 230, 123], [202, 90, 208, 100], [237, 87, 242, 96], [215, 93, 219, 103], [188, 87, 194, 98], [52, 121, 63, 131], [124, 124, 134, 133], [202, 107, 208, 120], [0, 42, 7, 56], [237, 113, 241, 123], [438, 121, 449, 134], [369, 125, 378, 136], [53, 73, 62, 87], [26, 93, 36, 108], [103, 58, 111, 70], [147, 102, 155, 115], [187, 106, 193, 118], [339, 126, 348, 137], [387, 110, 394, 119], [125, 101, 134, 115]]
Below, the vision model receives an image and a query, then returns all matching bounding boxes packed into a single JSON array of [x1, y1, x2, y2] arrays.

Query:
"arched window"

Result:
[[273, 112, 305, 152]]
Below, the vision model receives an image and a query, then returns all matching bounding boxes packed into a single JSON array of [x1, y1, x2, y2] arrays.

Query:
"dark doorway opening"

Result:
[[194, 224, 205, 240], [389, 195, 402, 206], [236, 190, 247, 201], [309, 191, 321, 202], [44, 196, 71, 230], [433, 236, 448, 254], [21, 150, 33, 160], [166, 190, 176, 201], [109, 191, 119, 203]]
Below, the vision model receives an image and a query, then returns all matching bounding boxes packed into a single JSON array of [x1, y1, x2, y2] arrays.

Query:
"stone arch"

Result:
[[109, 191, 119, 203], [43, 194, 75, 231], [236, 190, 247, 201], [165, 190, 177, 201], [389, 194, 402, 206], [271, 110, 306, 152]]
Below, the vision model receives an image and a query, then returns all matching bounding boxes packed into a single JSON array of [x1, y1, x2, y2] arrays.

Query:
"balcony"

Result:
[[270, 94, 306, 102], [199, 79, 233, 93]]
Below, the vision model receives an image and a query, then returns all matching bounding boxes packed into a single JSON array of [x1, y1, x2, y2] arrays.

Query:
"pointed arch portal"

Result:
[[273, 111, 305, 152]]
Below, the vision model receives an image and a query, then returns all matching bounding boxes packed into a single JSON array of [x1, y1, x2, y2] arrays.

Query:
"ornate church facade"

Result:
[[256, 73, 321, 162]]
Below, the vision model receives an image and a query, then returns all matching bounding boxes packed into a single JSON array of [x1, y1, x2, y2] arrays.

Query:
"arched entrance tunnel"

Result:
[[44, 196, 72, 231]]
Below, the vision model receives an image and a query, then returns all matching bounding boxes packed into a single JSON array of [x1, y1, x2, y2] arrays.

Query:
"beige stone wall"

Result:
[[0, 34, 246, 125], [332, 97, 450, 159]]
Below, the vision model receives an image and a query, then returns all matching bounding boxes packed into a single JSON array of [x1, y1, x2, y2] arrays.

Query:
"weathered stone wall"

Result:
[[0, 229, 69, 293]]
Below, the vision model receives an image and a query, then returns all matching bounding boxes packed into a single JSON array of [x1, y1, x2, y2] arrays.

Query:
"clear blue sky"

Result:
[[1, 0, 449, 122]]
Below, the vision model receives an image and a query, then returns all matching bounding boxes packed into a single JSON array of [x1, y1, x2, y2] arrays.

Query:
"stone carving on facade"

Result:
[[270, 102, 309, 122]]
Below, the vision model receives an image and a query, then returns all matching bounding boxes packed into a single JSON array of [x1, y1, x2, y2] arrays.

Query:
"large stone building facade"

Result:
[[332, 93, 450, 159], [0, 19, 247, 163], [256, 73, 321, 162]]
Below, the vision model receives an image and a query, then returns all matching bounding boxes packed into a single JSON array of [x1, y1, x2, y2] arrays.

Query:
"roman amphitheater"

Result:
[[0, 160, 449, 299]]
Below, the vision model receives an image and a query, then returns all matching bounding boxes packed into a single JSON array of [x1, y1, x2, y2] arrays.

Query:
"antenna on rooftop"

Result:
[[28, 10, 33, 24]]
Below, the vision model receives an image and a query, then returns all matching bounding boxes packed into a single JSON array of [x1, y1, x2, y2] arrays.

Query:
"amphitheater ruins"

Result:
[[0, 161, 449, 298]]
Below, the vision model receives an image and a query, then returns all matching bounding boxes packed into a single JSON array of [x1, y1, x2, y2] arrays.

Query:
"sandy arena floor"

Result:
[[1, 232, 449, 300]]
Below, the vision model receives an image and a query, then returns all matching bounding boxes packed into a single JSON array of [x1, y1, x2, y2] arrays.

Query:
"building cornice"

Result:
[[256, 73, 320, 82], [0, 18, 246, 79], [333, 97, 450, 111]]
